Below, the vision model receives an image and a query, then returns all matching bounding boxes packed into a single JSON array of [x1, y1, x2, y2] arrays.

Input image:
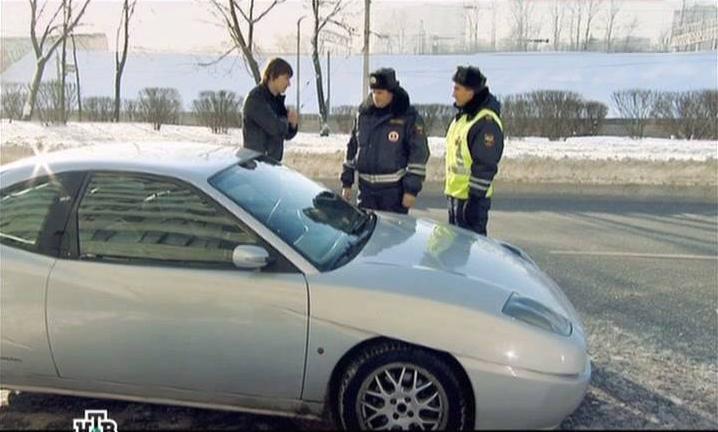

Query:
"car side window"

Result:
[[0, 177, 68, 253], [77, 173, 260, 267]]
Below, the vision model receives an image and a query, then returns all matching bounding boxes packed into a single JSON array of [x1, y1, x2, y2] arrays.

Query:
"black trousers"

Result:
[[358, 184, 409, 214], [448, 196, 491, 236]]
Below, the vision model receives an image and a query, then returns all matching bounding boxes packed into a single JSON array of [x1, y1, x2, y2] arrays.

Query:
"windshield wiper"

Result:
[[331, 213, 376, 269], [350, 212, 374, 235]]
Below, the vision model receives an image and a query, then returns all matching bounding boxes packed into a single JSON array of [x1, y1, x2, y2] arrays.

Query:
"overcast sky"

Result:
[[0, 0, 691, 53]]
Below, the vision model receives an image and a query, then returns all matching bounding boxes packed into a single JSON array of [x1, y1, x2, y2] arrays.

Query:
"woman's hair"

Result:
[[261, 57, 293, 84]]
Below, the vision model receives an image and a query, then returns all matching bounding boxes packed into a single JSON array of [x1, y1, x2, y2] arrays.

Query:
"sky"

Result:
[[0, 0, 693, 54]]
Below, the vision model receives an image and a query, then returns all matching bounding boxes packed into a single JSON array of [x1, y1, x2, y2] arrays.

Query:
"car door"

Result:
[[1, 173, 82, 381], [46, 171, 308, 399]]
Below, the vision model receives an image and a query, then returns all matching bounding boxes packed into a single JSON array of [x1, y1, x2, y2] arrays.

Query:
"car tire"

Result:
[[337, 341, 471, 431]]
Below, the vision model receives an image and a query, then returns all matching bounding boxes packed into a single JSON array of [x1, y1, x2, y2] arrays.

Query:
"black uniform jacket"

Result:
[[455, 88, 504, 200], [242, 84, 298, 161], [340, 86, 430, 196]]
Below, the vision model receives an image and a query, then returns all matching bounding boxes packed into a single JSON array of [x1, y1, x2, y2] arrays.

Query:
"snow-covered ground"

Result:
[[1, 121, 716, 186], [2, 120, 716, 161]]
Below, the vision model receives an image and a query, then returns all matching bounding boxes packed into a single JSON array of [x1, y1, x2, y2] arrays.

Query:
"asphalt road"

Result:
[[2, 184, 716, 430]]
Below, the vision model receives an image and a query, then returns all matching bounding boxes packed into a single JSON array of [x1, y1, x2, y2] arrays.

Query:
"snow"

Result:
[[1, 120, 715, 162], [2, 51, 716, 117]]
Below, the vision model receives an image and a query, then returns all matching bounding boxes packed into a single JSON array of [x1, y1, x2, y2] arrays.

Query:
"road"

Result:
[[2, 184, 717, 430]]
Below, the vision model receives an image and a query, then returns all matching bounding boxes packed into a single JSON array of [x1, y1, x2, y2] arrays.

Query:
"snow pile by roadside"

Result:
[[1, 121, 716, 186]]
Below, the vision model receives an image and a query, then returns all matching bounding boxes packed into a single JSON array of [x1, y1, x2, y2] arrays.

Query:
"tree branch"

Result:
[[29, 0, 41, 55], [43, 0, 91, 62], [230, 0, 250, 23], [39, 1, 65, 50], [196, 46, 235, 66], [253, 0, 283, 23]]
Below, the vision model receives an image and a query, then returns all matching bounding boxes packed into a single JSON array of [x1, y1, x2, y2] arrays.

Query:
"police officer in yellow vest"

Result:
[[445, 66, 504, 236]]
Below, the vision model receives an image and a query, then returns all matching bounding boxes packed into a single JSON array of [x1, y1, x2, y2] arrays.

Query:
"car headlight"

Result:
[[502, 293, 573, 337]]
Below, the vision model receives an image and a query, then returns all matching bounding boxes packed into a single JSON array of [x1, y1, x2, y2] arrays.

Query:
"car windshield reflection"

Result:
[[210, 156, 375, 271]]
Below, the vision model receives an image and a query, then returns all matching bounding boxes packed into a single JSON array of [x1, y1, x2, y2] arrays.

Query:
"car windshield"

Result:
[[210, 156, 375, 272]]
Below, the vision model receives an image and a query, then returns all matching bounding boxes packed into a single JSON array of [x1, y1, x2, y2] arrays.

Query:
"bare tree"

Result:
[[192, 90, 243, 134], [464, 1, 481, 52], [570, 0, 584, 50], [604, 0, 621, 52], [1, 84, 28, 121], [59, 0, 69, 123], [621, 16, 639, 51], [209, 0, 285, 84], [582, 0, 602, 50], [70, 33, 82, 120], [509, 0, 534, 51], [138, 87, 182, 131], [551, 0, 565, 51], [611, 89, 659, 138], [310, 0, 352, 136], [22, 0, 92, 120], [114, 0, 137, 122]]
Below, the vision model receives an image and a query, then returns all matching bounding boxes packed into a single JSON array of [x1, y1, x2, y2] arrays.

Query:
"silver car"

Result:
[[0, 143, 590, 430]]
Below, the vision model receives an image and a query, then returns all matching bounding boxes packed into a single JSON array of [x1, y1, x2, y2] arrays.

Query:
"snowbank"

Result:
[[1, 121, 716, 186]]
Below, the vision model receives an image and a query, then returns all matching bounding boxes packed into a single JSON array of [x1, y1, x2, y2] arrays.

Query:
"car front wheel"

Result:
[[337, 341, 471, 431]]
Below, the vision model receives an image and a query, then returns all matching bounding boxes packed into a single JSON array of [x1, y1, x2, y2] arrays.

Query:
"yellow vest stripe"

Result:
[[444, 109, 503, 199]]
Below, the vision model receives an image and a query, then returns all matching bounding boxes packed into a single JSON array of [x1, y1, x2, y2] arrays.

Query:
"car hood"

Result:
[[350, 212, 582, 326]]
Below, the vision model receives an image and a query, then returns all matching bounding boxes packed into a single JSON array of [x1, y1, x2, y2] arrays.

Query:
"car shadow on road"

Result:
[[0, 391, 334, 430], [561, 362, 718, 430]]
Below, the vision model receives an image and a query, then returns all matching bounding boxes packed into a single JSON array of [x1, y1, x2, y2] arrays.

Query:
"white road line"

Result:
[[550, 251, 718, 260]]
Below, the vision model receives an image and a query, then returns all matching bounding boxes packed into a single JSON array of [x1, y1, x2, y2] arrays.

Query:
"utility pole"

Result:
[[491, 0, 497, 51], [362, 0, 371, 97], [327, 50, 331, 115], [296, 16, 307, 116]]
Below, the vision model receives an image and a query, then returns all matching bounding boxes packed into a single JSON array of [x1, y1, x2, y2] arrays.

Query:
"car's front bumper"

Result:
[[458, 354, 591, 430]]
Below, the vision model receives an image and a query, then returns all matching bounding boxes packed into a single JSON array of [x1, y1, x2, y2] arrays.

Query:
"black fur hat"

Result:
[[369, 68, 399, 91], [452, 66, 487, 91]]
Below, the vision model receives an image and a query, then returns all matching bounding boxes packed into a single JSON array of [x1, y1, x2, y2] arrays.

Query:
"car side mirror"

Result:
[[232, 245, 271, 270]]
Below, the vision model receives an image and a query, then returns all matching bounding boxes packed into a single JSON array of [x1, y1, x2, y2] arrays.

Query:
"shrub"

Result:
[[611, 89, 659, 138], [655, 90, 718, 139], [138, 87, 182, 131], [35, 80, 77, 124], [83, 97, 115, 122], [1, 83, 28, 121], [192, 90, 242, 134]]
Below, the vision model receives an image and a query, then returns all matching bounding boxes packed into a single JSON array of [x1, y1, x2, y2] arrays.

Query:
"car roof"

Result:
[[0, 143, 258, 187]]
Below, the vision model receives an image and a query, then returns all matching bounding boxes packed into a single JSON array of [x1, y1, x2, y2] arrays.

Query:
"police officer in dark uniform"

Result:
[[444, 65, 504, 236], [340, 68, 430, 214]]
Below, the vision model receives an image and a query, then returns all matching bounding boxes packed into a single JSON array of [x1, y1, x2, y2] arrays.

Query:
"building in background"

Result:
[[373, 3, 466, 54], [670, 2, 718, 51], [1, 33, 107, 73]]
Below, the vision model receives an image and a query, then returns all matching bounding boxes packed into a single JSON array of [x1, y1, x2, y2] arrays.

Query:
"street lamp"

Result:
[[296, 15, 307, 116]]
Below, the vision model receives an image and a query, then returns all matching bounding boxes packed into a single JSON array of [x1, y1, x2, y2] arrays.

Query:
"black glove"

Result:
[[463, 197, 481, 225]]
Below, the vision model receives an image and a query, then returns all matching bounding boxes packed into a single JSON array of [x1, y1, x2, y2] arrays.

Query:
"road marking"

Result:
[[550, 251, 718, 261]]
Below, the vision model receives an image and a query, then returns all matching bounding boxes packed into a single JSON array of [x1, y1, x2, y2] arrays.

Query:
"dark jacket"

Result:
[[455, 88, 504, 201], [242, 84, 298, 161], [340, 86, 430, 196]]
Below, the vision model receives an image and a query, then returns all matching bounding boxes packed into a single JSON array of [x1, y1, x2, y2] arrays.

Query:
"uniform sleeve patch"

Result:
[[484, 133, 495, 148]]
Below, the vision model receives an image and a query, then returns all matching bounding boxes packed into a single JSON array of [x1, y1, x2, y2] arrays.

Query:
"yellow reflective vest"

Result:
[[444, 109, 503, 199]]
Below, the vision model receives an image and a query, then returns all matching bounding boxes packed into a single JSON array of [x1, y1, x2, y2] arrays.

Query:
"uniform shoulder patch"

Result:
[[484, 133, 495, 148]]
